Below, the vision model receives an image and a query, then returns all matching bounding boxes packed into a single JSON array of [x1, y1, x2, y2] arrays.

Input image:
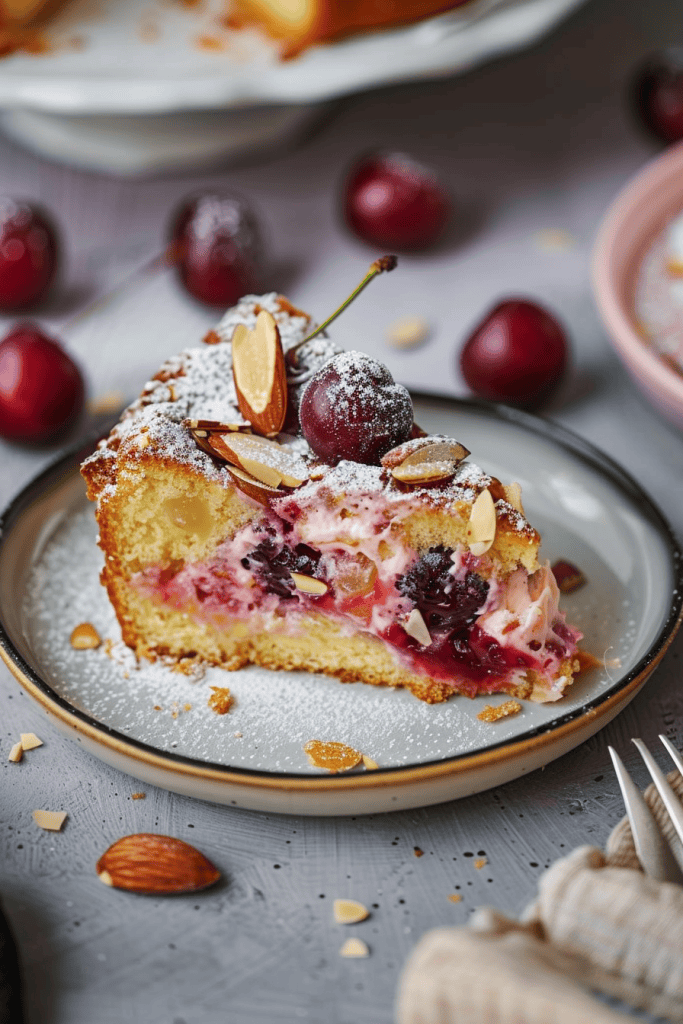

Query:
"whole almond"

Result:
[[232, 311, 287, 436], [97, 834, 220, 895]]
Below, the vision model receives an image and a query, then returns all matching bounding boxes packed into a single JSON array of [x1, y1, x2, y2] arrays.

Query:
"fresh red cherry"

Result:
[[300, 351, 413, 465], [343, 153, 450, 250], [170, 191, 262, 307], [632, 49, 683, 144], [0, 199, 58, 311], [459, 299, 568, 408], [0, 324, 85, 443]]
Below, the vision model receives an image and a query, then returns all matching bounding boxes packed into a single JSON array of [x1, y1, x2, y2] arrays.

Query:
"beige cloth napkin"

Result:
[[396, 771, 683, 1024]]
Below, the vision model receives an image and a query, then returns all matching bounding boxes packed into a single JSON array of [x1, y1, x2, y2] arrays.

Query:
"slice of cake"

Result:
[[81, 283, 583, 705]]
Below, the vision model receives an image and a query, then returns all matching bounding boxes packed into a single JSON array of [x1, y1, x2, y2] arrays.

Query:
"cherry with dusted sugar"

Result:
[[343, 153, 450, 250], [633, 49, 683, 144], [170, 191, 262, 307], [0, 324, 85, 443], [459, 299, 568, 408], [0, 199, 58, 311]]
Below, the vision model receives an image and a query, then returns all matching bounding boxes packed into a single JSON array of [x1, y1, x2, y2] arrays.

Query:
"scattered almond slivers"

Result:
[[403, 608, 432, 647], [20, 733, 43, 751], [33, 810, 67, 832], [477, 700, 522, 723], [232, 310, 288, 437], [291, 572, 328, 596], [70, 622, 101, 650], [362, 754, 379, 771], [96, 833, 220, 894], [210, 432, 309, 489], [208, 686, 234, 715], [304, 740, 362, 773], [8, 742, 22, 763], [333, 899, 369, 924], [340, 937, 369, 958], [467, 488, 497, 556]]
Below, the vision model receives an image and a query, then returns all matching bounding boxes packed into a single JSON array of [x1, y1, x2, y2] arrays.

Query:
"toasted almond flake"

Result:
[[131, 793, 146, 800], [477, 700, 522, 723], [391, 460, 456, 484], [333, 899, 369, 924], [20, 733, 43, 751], [291, 572, 328, 596], [70, 622, 102, 650], [304, 740, 362, 773], [8, 742, 22, 763], [208, 687, 234, 715], [467, 488, 496, 556], [386, 316, 430, 349], [414, 846, 424, 858], [232, 310, 287, 436], [503, 482, 524, 515], [448, 893, 462, 903], [340, 937, 369, 958], [226, 464, 281, 506], [362, 755, 379, 771], [403, 608, 432, 647], [33, 810, 67, 831], [382, 436, 469, 471], [474, 858, 487, 870]]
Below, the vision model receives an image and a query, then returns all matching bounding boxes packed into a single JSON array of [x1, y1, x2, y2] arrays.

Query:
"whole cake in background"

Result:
[[81, 263, 584, 705]]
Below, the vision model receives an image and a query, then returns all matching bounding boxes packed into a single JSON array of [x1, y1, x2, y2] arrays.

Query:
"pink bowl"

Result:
[[593, 142, 683, 431]]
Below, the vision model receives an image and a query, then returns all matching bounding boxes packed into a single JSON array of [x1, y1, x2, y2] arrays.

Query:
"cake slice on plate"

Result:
[[81, 270, 583, 704]]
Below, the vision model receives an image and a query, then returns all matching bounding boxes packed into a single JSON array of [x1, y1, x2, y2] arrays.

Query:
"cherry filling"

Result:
[[396, 546, 489, 632], [241, 526, 322, 599]]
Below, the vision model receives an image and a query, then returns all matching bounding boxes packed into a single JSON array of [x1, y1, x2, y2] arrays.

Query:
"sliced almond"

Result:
[[340, 937, 369, 958], [304, 740, 362, 773], [503, 482, 525, 516], [70, 622, 101, 650], [210, 433, 309, 489], [334, 899, 369, 924], [226, 465, 281, 507], [386, 316, 430, 349], [291, 572, 328, 596], [8, 742, 22, 763], [362, 754, 379, 771], [382, 436, 470, 471], [20, 733, 43, 751], [403, 608, 432, 647], [33, 810, 67, 831], [96, 833, 220, 895], [391, 460, 457, 485], [232, 310, 287, 436], [467, 488, 497, 556]]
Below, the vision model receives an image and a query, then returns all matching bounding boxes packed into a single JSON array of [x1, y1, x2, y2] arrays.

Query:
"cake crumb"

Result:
[[304, 740, 362, 773], [474, 858, 487, 870], [154, 705, 163, 711], [183, 703, 192, 712], [447, 893, 462, 903], [20, 733, 43, 751], [414, 846, 424, 858], [33, 810, 67, 831], [131, 792, 146, 800], [70, 622, 101, 650], [208, 687, 234, 715], [8, 742, 22, 763], [339, 937, 369, 958], [477, 700, 522, 723]]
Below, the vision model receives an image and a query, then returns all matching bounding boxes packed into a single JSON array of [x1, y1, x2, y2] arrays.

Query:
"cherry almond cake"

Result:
[[81, 261, 583, 705]]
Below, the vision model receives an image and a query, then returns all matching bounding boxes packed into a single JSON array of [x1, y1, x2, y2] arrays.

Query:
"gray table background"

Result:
[[2, 0, 683, 1020]]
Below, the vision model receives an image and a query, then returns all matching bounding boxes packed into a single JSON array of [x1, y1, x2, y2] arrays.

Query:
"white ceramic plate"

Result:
[[1, 396, 681, 815], [0, 0, 588, 113]]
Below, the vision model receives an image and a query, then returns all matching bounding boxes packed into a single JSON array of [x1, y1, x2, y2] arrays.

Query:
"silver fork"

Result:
[[608, 737, 683, 885]]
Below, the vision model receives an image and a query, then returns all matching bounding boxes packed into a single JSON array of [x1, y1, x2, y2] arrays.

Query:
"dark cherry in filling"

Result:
[[397, 546, 489, 633], [241, 527, 322, 599]]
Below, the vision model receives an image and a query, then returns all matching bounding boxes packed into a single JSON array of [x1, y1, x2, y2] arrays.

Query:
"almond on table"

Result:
[[96, 834, 220, 895]]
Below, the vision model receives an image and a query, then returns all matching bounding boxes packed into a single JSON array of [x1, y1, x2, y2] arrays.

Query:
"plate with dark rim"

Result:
[[0, 394, 681, 816]]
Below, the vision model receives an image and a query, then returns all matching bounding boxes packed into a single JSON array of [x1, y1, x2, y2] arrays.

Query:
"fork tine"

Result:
[[608, 746, 683, 883], [632, 737, 683, 855], [660, 734, 683, 776]]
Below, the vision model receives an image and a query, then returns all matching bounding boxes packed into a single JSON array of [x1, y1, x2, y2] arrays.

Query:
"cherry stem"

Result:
[[289, 255, 397, 357]]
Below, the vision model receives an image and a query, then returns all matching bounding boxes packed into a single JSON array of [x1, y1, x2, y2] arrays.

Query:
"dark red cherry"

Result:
[[459, 299, 568, 408], [343, 153, 450, 250], [632, 49, 683, 144], [170, 191, 262, 307], [0, 324, 85, 443], [0, 199, 58, 311], [300, 351, 413, 465]]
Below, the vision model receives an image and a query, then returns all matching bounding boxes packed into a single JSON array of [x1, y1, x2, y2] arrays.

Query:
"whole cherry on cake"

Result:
[[632, 49, 683, 144], [459, 299, 568, 408], [0, 323, 85, 443], [170, 191, 262, 307], [0, 199, 58, 312], [343, 153, 450, 250]]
